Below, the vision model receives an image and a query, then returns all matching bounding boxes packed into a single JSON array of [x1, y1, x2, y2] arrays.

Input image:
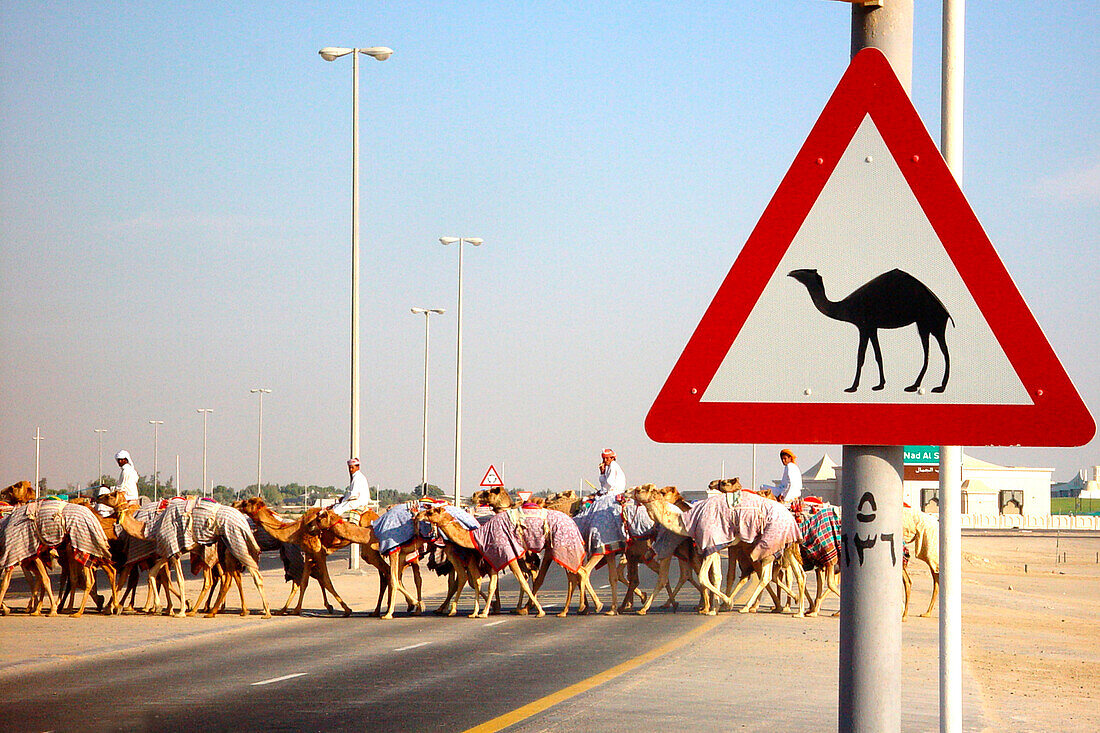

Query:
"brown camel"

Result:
[[0, 481, 57, 616], [110, 496, 271, 619], [308, 508, 425, 619], [236, 498, 351, 617]]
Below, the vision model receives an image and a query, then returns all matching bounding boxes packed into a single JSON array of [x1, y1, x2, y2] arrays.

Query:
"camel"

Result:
[[236, 498, 351, 617], [902, 505, 940, 618], [55, 497, 121, 616], [792, 501, 842, 617], [100, 493, 189, 614], [633, 483, 805, 616], [307, 508, 426, 619], [111, 496, 271, 619], [0, 482, 58, 616], [788, 268, 953, 393], [543, 490, 583, 516], [420, 503, 598, 618], [246, 516, 337, 615], [470, 487, 541, 613]]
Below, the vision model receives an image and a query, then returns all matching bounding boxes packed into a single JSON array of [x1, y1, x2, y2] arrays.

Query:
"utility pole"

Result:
[[33, 427, 44, 498], [939, 1, 965, 730], [840, 3, 912, 733], [94, 428, 108, 484]]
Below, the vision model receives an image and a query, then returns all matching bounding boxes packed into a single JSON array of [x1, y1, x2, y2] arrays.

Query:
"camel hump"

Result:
[[844, 269, 951, 328]]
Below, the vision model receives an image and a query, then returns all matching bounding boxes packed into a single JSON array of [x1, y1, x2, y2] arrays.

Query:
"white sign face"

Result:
[[702, 115, 1031, 406], [479, 465, 503, 487]]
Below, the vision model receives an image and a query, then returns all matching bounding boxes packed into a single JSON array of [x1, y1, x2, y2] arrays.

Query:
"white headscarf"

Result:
[[115, 449, 137, 474]]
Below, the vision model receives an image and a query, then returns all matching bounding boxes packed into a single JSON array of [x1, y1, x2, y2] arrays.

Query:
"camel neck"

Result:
[[433, 515, 475, 548]]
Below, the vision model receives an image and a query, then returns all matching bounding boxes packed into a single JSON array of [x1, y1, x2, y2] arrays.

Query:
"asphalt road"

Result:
[[0, 555, 986, 732]]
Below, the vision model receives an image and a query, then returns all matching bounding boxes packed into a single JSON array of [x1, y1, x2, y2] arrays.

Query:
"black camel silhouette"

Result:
[[788, 268, 954, 393]]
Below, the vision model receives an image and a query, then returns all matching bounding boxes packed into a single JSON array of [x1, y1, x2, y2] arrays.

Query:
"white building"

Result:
[[798, 451, 1053, 516]]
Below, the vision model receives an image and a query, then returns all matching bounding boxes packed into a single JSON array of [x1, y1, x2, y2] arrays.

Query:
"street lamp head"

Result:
[[250, 388, 272, 394], [196, 408, 213, 414], [467, 238, 484, 246], [412, 307, 446, 315], [319, 47, 354, 61], [411, 307, 427, 314], [439, 237, 459, 246], [361, 47, 394, 61], [429, 308, 446, 315]]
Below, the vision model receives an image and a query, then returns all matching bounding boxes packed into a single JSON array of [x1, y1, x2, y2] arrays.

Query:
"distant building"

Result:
[[1051, 466, 1100, 499], [799, 451, 1053, 517]]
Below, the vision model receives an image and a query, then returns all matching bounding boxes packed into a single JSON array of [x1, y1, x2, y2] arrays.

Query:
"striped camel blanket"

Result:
[[123, 501, 164, 566], [0, 500, 111, 570], [682, 492, 801, 560], [796, 505, 842, 570], [573, 492, 628, 556], [373, 502, 480, 556], [150, 498, 260, 570]]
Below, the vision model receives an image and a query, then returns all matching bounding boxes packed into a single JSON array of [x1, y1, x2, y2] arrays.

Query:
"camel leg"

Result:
[[808, 567, 828, 617], [410, 559, 424, 614], [576, 554, 604, 614], [604, 553, 621, 616], [381, 553, 417, 619], [906, 328, 932, 392], [245, 565, 272, 618], [30, 558, 57, 617], [696, 554, 730, 614], [372, 564, 390, 617], [71, 565, 96, 618], [169, 557, 187, 617], [188, 568, 213, 617], [902, 565, 912, 620], [846, 332, 870, 392], [932, 328, 950, 393], [316, 559, 353, 617], [921, 567, 940, 618], [740, 558, 775, 613], [558, 572, 579, 618], [637, 557, 673, 615], [869, 330, 886, 391], [436, 564, 462, 616], [293, 558, 317, 615], [506, 559, 544, 617], [0, 567, 15, 615], [477, 573, 499, 619]]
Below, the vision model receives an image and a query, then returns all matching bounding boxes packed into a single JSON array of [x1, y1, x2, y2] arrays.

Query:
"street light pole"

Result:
[[33, 427, 43, 498], [250, 389, 272, 497], [318, 44, 393, 468], [94, 428, 108, 484], [411, 307, 445, 496], [440, 237, 483, 506], [148, 420, 164, 501], [196, 409, 213, 497]]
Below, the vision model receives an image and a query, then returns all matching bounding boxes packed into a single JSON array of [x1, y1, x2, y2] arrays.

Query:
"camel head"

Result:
[[708, 478, 742, 494], [788, 268, 822, 289], [414, 505, 451, 527], [1, 480, 35, 504], [299, 507, 326, 535], [101, 489, 132, 511], [481, 486, 514, 510], [235, 497, 269, 518], [630, 483, 662, 505]]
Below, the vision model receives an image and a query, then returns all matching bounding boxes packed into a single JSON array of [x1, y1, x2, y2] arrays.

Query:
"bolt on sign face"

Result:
[[645, 48, 1094, 448]]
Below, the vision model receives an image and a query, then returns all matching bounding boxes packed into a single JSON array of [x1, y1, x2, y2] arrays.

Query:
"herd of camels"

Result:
[[0, 478, 940, 622]]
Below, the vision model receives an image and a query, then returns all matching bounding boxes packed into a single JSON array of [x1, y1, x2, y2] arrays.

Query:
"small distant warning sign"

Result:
[[479, 465, 503, 487]]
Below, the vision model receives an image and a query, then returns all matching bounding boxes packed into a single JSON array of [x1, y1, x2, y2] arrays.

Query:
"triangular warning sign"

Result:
[[646, 48, 1093, 448], [479, 465, 503, 487]]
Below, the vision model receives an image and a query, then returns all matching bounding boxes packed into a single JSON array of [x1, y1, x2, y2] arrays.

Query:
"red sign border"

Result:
[[479, 465, 504, 488], [645, 48, 1094, 447]]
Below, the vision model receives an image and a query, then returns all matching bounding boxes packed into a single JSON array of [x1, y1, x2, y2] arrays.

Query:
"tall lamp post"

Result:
[[440, 237, 483, 506], [94, 428, 108, 485], [33, 427, 44, 498], [250, 388, 272, 497], [148, 420, 164, 501], [411, 307, 445, 496], [196, 409, 213, 497], [318, 44, 393, 468]]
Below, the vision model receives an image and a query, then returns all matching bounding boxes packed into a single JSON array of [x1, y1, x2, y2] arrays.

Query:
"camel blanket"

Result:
[[573, 492, 627, 556], [373, 503, 480, 556], [621, 501, 656, 542], [511, 507, 586, 574], [150, 498, 260, 569], [682, 492, 801, 560], [0, 500, 111, 570], [470, 511, 526, 572], [650, 502, 690, 561], [123, 501, 163, 566], [796, 505, 841, 569], [902, 507, 939, 571]]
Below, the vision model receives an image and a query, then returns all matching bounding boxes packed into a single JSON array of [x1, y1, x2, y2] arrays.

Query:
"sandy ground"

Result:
[[949, 532, 1100, 731], [1, 532, 1097, 731]]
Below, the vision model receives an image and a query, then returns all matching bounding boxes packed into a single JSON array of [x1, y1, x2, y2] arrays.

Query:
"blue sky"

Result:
[[2, 2, 1097, 494]]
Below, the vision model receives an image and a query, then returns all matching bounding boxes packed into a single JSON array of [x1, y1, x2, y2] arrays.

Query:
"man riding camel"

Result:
[[331, 458, 372, 516]]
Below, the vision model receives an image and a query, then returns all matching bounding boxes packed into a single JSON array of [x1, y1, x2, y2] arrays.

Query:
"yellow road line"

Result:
[[463, 616, 724, 733]]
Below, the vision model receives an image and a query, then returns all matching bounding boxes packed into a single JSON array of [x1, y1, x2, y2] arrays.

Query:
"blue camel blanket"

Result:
[[373, 502, 479, 556]]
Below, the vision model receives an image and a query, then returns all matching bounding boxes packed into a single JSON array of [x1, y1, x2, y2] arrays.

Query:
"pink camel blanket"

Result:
[[469, 507, 587, 573], [0, 500, 111, 570], [682, 492, 801, 561]]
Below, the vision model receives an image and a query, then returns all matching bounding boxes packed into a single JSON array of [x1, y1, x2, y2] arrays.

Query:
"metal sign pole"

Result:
[[841, 3, 912, 732]]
